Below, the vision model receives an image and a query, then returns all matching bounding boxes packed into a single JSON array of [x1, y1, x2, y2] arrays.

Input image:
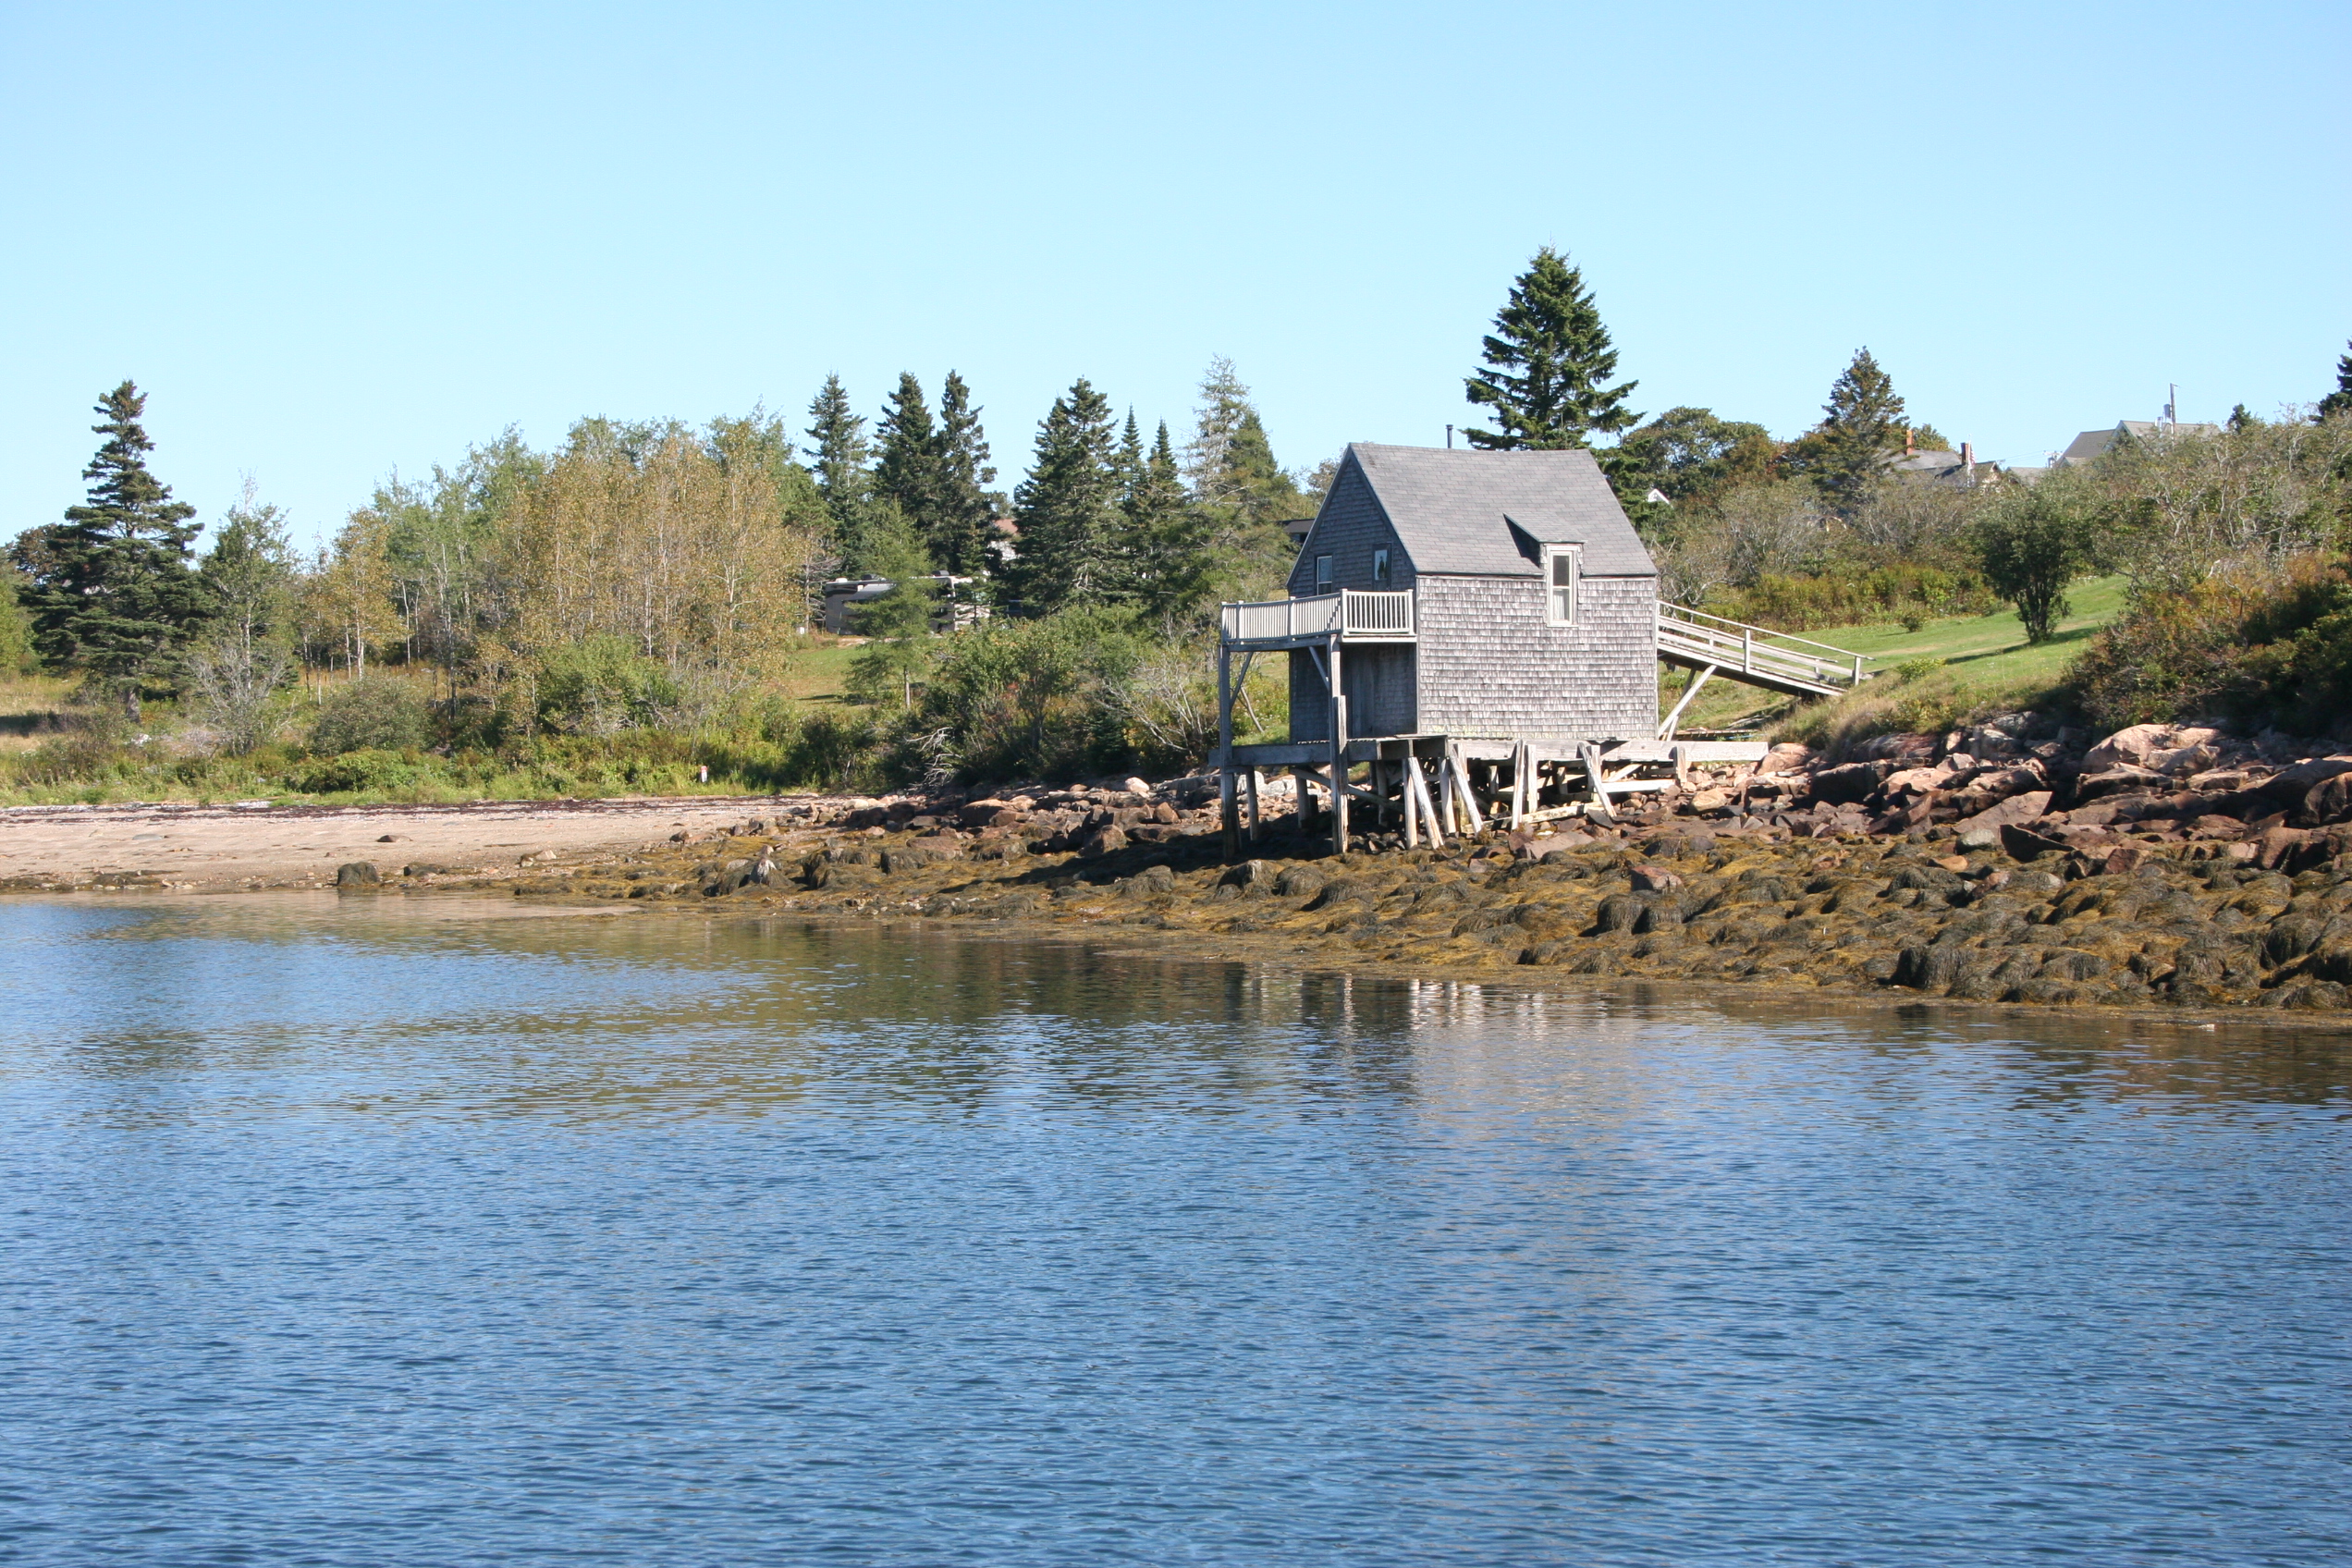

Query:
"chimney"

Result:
[[1904, 425, 1915, 456], [1962, 441, 1975, 480]]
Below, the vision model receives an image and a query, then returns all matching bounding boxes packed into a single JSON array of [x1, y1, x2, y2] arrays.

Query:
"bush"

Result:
[[291, 747, 436, 797], [2072, 557, 2352, 733], [918, 608, 1145, 781], [311, 678, 431, 753], [534, 636, 680, 734], [1714, 564, 1996, 633]]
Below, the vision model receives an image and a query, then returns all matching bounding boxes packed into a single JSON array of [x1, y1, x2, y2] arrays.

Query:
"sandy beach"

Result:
[[0, 795, 823, 891]]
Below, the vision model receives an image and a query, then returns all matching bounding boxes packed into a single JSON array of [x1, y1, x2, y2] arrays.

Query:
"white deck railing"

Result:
[[1220, 589, 1415, 645]]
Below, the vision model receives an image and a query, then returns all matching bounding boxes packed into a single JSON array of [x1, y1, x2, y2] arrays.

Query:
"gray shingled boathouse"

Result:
[[1214, 442, 1877, 853]]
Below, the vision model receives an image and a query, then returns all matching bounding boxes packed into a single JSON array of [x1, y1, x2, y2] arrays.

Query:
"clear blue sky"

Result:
[[4, 1, 2346, 547]]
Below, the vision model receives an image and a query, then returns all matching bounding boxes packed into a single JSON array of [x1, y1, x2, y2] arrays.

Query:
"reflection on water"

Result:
[[1, 895, 2347, 1566]]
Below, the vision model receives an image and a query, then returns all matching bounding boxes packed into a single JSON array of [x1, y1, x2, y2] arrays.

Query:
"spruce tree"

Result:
[[18, 382, 208, 717], [1128, 419, 1207, 624], [874, 373, 942, 540], [1464, 247, 1640, 449], [2320, 340, 2352, 422], [1797, 349, 1907, 514], [932, 371, 998, 577], [804, 374, 876, 570], [1005, 379, 1121, 616]]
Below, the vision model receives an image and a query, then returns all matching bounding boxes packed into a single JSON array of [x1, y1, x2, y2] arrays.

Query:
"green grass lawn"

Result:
[[1666, 574, 2131, 738], [778, 641, 863, 706]]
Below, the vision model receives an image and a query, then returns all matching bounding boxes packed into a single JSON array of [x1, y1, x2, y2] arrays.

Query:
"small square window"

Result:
[[1315, 554, 1334, 592], [1545, 545, 1580, 626], [1372, 548, 1390, 584]]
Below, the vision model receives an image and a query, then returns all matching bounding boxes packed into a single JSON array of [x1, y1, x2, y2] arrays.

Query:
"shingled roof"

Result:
[[1343, 442, 1656, 577]]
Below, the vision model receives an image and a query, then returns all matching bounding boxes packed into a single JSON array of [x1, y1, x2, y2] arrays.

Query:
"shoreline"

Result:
[[19, 802, 2350, 1030], [18, 723, 2352, 1028]]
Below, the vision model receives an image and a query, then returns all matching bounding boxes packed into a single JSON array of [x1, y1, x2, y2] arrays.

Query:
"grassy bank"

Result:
[[1664, 575, 2130, 745]]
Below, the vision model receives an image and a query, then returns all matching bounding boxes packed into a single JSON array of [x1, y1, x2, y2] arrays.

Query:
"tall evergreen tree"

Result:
[[804, 374, 876, 570], [1464, 247, 1640, 449], [17, 381, 208, 716], [874, 373, 942, 537], [1127, 419, 1207, 624], [932, 371, 998, 577], [1005, 379, 1121, 616], [2320, 339, 2352, 422], [1791, 348, 1907, 514]]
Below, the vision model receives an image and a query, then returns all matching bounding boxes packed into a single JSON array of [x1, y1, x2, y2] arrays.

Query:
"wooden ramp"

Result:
[[1654, 604, 1877, 738]]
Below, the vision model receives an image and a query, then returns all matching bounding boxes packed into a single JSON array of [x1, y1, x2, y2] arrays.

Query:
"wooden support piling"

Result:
[[1217, 643, 1238, 857], [1449, 749, 1486, 836], [1404, 753, 1443, 847]]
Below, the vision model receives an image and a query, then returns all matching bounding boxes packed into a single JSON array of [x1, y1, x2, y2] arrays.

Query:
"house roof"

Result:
[[2060, 420, 2221, 466], [1343, 442, 1656, 577]]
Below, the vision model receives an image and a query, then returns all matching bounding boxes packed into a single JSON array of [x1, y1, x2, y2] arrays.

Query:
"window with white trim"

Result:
[[1315, 554, 1334, 593], [1371, 548, 1390, 584], [1544, 545, 1580, 626]]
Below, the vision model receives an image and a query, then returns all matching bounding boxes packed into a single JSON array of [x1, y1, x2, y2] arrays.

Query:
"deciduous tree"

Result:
[[1973, 473, 2102, 643], [188, 483, 299, 750]]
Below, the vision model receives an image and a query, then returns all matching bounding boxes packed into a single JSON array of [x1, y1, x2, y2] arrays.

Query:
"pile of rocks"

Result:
[[1660, 718, 2352, 874]]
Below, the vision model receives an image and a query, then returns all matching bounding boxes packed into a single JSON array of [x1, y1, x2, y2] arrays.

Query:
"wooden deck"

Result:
[[1219, 589, 1415, 651]]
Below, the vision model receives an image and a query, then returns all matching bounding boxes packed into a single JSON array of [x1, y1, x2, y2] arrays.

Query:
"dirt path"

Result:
[[0, 795, 847, 891]]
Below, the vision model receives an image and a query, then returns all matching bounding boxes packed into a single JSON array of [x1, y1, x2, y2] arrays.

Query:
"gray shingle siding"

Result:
[[1288, 642, 1415, 741], [1414, 572, 1656, 741], [1286, 458, 1412, 596]]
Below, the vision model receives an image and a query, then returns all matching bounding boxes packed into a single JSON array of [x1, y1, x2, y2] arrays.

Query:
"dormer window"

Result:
[[1372, 548, 1390, 584], [1544, 545, 1580, 626], [1315, 554, 1334, 593]]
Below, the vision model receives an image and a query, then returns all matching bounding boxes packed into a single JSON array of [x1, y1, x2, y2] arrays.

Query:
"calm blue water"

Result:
[[1, 894, 2347, 1566]]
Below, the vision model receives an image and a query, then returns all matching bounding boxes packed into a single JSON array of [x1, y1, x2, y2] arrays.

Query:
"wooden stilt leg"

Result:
[[1218, 645, 1238, 857], [1245, 767, 1261, 842], [1449, 749, 1486, 836], [1405, 753, 1444, 847]]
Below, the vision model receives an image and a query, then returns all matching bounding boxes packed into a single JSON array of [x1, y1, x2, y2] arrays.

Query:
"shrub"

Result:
[[918, 608, 1145, 781], [290, 748, 435, 796], [2072, 556, 2352, 733], [1715, 564, 1996, 633], [534, 635, 680, 734], [311, 678, 431, 753]]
